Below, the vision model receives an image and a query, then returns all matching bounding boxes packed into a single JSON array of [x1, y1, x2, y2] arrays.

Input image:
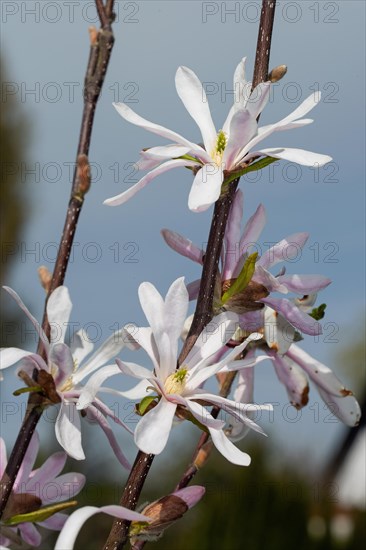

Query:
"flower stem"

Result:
[[102, 2, 277, 547], [0, 0, 116, 520]]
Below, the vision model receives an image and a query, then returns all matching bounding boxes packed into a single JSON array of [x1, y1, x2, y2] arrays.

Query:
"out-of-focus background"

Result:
[[1, 1, 365, 548]]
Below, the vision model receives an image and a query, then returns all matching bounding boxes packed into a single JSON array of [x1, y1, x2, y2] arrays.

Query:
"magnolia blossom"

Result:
[[162, 189, 331, 337], [104, 57, 331, 212], [0, 432, 85, 548], [0, 286, 134, 468], [77, 277, 272, 466]]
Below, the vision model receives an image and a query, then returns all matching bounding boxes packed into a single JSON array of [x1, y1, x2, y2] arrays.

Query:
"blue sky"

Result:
[[1, 1, 365, 473]]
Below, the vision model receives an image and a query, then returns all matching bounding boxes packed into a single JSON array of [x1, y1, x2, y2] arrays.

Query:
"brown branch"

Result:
[[0, 3, 116, 519], [102, 1, 277, 547], [103, 452, 154, 550]]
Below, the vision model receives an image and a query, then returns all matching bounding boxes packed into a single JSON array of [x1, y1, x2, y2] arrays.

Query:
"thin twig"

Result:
[[0, 2, 116, 519], [95, 0, 109, 28], [103, 1, 277, 547]]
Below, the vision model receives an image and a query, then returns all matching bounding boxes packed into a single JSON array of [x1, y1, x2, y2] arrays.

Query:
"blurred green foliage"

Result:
[[0, 56, 29, 347]]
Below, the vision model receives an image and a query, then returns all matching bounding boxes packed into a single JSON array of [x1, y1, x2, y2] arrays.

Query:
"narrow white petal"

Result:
[[104, 159, 196, 207], [113, 102, 204, 151], [55, 505, 150, 550], [255, 147, 332, 167], [2, 286, 49, 354], [76, 365, 122, 410], [55, 402, 85, 460], [209, 428, 251, 466], [175, 66, 217, 154], [134, 398, 176, 454], [188, 164, 224, 213], [47, 287, 72, 344]]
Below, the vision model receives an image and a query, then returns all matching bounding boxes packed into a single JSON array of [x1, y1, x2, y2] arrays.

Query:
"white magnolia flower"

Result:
[[77, 278, 272, 466], [105, 57, 331, 212], [0, 286, 135, 468]]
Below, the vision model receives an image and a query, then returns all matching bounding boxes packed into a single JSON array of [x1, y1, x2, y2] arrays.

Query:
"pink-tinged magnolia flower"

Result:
[[162, 189, 331, 337], [104, 58, 331, 213], [77, 278, 272, 466], [0, 432, 85, 548], [55, 506, 150, 550], [0, 286, 135, 468], [130, 486, 205, 541], [221, 305, 361, 428]]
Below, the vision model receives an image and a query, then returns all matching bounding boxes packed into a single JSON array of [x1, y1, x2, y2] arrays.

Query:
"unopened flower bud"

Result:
[[130, 486, 205, 542], [268, 65, 287, 83]]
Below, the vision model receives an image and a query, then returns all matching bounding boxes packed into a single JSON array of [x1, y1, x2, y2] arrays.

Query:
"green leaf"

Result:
[[309, 303, 327, 321], [4, 501, 78, 526], [137, 396, 158, 416], [221, 252, 258, 305], [224, 156, 278, 185]]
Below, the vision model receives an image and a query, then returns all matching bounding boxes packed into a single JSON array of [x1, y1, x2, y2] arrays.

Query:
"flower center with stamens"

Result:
[[211, 130, 227, 167], [164, 368, 188, 395], [58, 359, 78, 393]]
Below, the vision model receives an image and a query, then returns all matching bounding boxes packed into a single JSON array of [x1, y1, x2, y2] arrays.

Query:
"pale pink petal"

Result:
[[55, 505, 150, 550], [175, 66, 217, 155], [173, 486, 205, 509], [138, 282, 165, 339], [253, 266, 288, 293], [278, 274, 331, 294], [233, 204, 266, 277], [134, 398, 177, 455], [222, 189, 243, 280], [262, 297, 321, 336], [246, 81, 271, 119], [49, 343, 74, 389], [26, 452, 67, 492], [186, 279, 201, 301], [223, 110, 257, 170], [188, 164, 224, 213], [161, 229, 203, 264], [18, 523, 41, 547], [0, 438, 7, 478], [14, 432, 39, 490], [258, 232, 309, 270], [86, 405, 131, 470], [104, 159, 197, 207], [269, 350, 310, 409], [39, 512, 68, 530], [40, 473, 86, 505], [47, 287, 72, 344], [55, 402, 85, 461]]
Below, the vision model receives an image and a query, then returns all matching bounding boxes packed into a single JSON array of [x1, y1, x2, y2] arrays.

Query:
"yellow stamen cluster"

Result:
[[164, 368, 188, 395]]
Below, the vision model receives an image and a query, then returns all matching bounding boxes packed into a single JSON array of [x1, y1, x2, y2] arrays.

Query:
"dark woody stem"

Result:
[[0, 0, 116, 520], [103, 1, 277, 548]]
